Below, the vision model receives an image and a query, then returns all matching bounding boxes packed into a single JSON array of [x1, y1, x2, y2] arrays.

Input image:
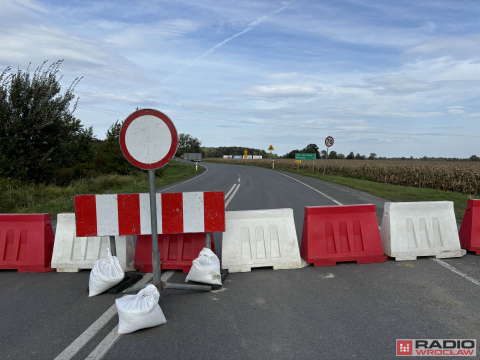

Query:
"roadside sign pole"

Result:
[[323, 147, 329, 175], [148, 169, 162, 290], [120, 109, 211, 294], [323, 136, 334, 176], [206, 232, 211, 249]]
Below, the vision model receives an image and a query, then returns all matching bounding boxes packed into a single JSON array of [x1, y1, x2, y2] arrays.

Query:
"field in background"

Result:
[[0, 160, 203, 219], [206, 158, 480, 195]]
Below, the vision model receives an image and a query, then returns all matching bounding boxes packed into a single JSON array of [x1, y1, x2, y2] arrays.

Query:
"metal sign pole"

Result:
[[323, 147, 329, 175], [206, 232, 211, 249], [148, 169, 162, 291]]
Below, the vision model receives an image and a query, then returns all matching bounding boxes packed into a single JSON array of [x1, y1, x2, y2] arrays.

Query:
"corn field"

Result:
[[204, 158, 480, 195]]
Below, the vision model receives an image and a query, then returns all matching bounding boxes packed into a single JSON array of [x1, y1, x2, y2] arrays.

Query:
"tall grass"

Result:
[[0, 160, 201, 219]]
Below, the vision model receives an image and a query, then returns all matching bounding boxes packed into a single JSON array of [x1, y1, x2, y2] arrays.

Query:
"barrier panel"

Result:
[[0, 214, 55, 272], [134, 233, 215, 273], [380, 201, 465, 261], [221, 209, 302, 273], [459, 199, 480, 255], [301, 205, 387, 266], [75, 191, 225, 236], [51, 213, 135, 272]]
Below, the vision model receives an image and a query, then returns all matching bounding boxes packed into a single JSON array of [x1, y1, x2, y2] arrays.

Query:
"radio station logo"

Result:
[[396, 339, 476, 356]]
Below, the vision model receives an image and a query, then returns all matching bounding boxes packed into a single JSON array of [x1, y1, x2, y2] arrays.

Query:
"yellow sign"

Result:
[[295, 160, 301, 163], [244, 149, 248, 156], [268, 145, 274, 151]]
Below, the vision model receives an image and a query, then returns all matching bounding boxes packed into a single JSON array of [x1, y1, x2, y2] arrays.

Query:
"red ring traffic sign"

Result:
[[120, 109, 178, 170], [325, 136, 334, 147]]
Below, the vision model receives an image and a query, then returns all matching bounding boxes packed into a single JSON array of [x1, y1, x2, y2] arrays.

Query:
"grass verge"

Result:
[[0, 160, 204, 219], [203, 159, 477, 222]]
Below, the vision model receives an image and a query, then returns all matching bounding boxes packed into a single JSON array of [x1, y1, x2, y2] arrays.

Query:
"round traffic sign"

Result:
[[325, 136, 334, 147], [120, 109, 178, 170]]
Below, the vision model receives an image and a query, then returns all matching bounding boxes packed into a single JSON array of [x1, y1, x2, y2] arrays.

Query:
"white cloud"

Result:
[[446, 106, 464, 109], [330, 107, 443, 118], [243, 85, 319, 98], [365, 75, 439, 94], [103, 19, 200, 47], [448, 109, 465, 115], [404, 35, 480, 58], [463, 112, 480, 118], [268, 72, 301, 80]]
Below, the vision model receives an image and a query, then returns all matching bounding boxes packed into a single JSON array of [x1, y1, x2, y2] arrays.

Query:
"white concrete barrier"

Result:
[[51, 213, 135, 272], [221, 209, 302, 272], [380, 202, 465, 261]]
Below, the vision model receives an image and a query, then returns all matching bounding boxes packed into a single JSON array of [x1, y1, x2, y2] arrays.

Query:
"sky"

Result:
[[1, 0, 480, 158]]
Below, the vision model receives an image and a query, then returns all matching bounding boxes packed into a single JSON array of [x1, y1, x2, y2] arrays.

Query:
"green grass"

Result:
[[203, 159, 477, 222], [0, 160, 204, 219]]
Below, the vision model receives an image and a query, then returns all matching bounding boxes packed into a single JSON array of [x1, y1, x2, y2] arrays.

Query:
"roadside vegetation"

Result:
[[203, 158, 480, 222], [0, 161, 202, 219], [0, 61, 203, 219]]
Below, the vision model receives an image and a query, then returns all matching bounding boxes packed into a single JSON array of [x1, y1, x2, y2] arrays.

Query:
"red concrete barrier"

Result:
[[459, 199, 480, 255], [300, 204, 388, 266], [134, 233, 216, 273], [0, 214, 55, 272]]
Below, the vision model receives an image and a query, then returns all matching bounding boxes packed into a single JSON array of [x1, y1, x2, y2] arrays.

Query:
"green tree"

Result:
[[96, 120, 132, 175], [176, 133, 202, 156], [355, 153, 362, 160], [346, 151, 355, 159], [470, 155, 480, 161], [302, 143, 321, 159], [0, 60, 94, 183], [329, 150, 337, 159], [369, 153, 377, 160]]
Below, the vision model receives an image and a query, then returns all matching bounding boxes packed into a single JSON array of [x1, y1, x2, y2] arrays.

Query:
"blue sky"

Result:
[[2, 0, 480, 157]]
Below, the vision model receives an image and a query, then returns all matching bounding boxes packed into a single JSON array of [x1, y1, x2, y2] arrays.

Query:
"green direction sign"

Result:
[[295, 153, 316, 160]]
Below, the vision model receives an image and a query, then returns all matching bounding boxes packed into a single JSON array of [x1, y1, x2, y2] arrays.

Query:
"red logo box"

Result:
[[397, 340, 413, 356]]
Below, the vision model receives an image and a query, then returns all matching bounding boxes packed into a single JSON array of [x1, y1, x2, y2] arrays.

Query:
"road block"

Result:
[[0, 214, 55, 272], [380, 201, 465, 261], [221, 209, 302, 273], [51, 213, 135, 272], [459, 199, 480, 254], [134, 233, 215, 273], [300, 205, 387, 266]]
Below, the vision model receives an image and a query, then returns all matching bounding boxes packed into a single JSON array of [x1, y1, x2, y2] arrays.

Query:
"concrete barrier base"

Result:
[[222, 209, 302, 273], [52, 213, 135, 271]]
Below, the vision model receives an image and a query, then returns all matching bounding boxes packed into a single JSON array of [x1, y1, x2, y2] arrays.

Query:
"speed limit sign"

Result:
[[325, 136, 334, 147]]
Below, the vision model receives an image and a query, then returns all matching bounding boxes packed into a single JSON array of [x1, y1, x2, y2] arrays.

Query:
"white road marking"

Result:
[[271, 171, 343, 205], [84, 271, 175, 360], [225, 184, 240, 208], [54, 273, 154, 360], [238, 177, 240, 183], [224, 184, 237, 200], [431, 258, 480, 287], [158, 163, 208, 193]]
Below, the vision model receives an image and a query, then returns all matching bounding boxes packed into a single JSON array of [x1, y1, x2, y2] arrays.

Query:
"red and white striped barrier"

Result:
[[75, 191, 225, 237]]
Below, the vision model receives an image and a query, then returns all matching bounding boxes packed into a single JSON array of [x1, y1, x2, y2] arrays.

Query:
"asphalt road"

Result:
[[1, 161, 479, 359]]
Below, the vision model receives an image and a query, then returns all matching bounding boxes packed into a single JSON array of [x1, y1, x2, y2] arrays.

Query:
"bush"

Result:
[[0, 60, 94, 183]]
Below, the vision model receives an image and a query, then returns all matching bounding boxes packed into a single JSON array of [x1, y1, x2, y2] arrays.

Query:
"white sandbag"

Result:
[[89, 249, 124, 297], [186, 248, 222, 285], [116, 284, 166, 334]]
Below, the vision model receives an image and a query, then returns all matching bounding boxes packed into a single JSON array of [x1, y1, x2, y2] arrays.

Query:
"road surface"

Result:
[[1, 161, 479, 359]]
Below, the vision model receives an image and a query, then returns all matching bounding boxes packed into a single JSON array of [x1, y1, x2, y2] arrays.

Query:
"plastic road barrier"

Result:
[[300, 205, 388, 266], [459, 199, 480, 254], [380, 201, 465, 261], [0, 213, 55, 272], [134, 233, 215, 273], [75, 191, 225, 236], [221, 209, 302, 273], [51, 213, 135, 272]]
